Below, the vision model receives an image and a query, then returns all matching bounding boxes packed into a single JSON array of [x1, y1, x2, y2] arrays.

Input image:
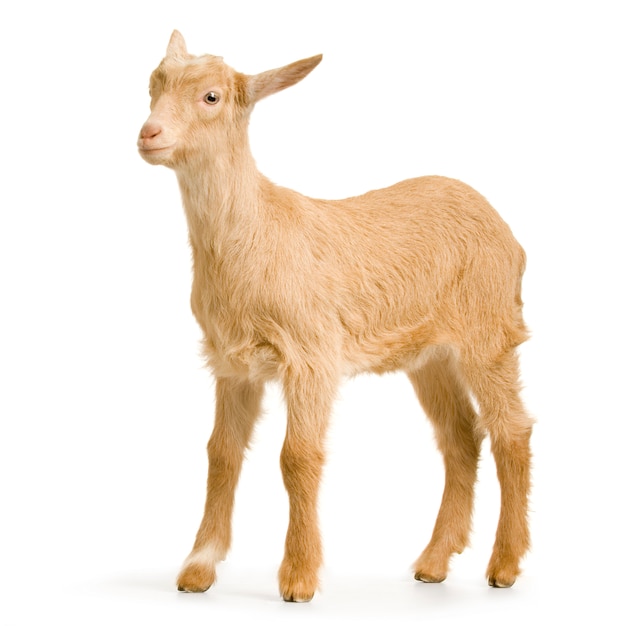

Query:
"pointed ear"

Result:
[[166, 30, 189, 60], [248, 54, 323, 104]]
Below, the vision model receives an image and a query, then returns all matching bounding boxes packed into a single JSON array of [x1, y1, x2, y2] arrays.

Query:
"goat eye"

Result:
[[204, 91, 220, 104]]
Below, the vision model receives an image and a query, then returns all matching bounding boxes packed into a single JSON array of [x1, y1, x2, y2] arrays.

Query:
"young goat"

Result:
[[138, 31, 533, 602]]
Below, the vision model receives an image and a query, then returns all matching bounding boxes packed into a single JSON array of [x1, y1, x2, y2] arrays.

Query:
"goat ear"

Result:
[[166, 30, 189, 59], [248, 55, 323, 104]]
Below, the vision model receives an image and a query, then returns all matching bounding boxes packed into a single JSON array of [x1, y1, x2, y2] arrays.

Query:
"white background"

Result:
[[1, 1, 624, 624]]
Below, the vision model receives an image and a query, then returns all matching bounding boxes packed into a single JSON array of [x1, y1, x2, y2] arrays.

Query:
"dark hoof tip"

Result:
[[415, 573, 446, 583], [177, 584, 211, 593]]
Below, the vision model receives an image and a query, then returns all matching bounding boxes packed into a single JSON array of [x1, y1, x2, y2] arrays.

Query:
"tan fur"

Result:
[[138, 30, 534, 602]]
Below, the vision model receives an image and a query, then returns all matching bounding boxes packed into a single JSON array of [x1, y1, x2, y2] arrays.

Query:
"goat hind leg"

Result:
[[465, 351, 533, 588], [177, 377, 263, 592], [408, 353, 482, 583]]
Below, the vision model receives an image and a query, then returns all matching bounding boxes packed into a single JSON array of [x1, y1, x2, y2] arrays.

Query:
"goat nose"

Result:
[[140, 122, 162, 140]]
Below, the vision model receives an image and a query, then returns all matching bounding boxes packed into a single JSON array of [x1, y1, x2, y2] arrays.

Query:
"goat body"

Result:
[[138, 31, 533, 602]]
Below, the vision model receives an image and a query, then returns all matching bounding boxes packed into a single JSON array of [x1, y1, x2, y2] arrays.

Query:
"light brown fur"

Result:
[[138, 31, 533, 602]]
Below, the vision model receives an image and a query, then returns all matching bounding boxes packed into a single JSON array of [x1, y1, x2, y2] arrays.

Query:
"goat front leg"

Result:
[[278, 366, 337, 602], [177, 377, 263, 592]]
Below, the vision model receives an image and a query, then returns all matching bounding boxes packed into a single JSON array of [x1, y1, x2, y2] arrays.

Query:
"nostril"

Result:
[[140, 122, 162, 140]]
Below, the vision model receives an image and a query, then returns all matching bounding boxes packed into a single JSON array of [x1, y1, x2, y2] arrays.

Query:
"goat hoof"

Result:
[[279, 563, 317, 603], [280, 581, 316, 603], [177, 584, 211, 593], [282, 592, 315, 603], [177, 563, 215, 593], [486, 555, 519, 588], [488, 575, 516, 588], [414, 571, 446, 583]]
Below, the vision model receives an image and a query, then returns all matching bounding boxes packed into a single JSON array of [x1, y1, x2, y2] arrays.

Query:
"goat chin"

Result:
[[138, 145, 176, 165], [138, 29, 534, 603]]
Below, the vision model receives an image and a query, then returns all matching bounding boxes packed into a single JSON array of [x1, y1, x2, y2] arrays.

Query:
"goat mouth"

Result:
[[138, 145, 176, 164], [138, 145, 175, 154]]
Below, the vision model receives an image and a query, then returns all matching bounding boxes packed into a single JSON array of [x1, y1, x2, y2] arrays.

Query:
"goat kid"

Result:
[[138, 30, 533, 602]]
